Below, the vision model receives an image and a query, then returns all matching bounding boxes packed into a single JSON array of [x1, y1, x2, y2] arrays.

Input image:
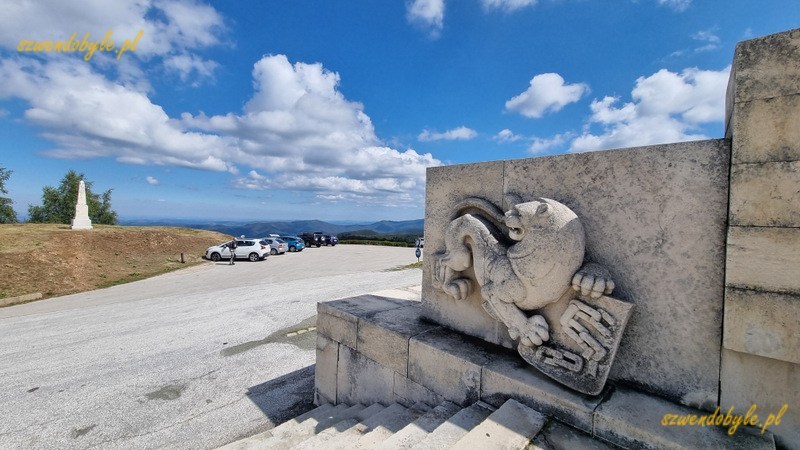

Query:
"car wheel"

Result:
[[316, 244, 321, 248], [249, 252, 260, 262], [289, 246, 296, 252], [210, 252, 221, 262], [270, 249, 277, 255]]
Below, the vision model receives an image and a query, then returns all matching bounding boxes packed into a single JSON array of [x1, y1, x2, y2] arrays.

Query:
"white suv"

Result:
[[205, 239, 270, 262]]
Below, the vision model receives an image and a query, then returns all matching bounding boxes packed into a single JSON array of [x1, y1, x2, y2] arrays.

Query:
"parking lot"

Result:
[[0, 245, 422, 449]]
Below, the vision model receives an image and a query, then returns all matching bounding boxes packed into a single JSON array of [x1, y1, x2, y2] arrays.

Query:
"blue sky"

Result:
[[0, 1, 796, 222]]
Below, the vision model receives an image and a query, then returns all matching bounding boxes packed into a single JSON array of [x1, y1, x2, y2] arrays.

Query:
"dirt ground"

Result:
[[0, 224, 232, 303]]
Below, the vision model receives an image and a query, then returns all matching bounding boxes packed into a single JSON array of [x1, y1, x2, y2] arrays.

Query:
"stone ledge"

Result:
[[595, 386, 775, 449], [723, 287, 800, 365]]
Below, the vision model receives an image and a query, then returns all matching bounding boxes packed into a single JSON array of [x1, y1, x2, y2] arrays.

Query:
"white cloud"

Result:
[[505, 73, 589, 118], [0, 0, 226, 79], [406, 0, 445, 36], [0, 52, 440, 206], [494, 129, 523, 143], [529, 132, 572, 154], [164, 54, 219, 83], [657, 0, 691, 12], [691, 29, 721, 53], [569, 66, 730, 152], [482, 0, 536, 12], [146, 176, 159, 185], [418, 126, 478, 142]]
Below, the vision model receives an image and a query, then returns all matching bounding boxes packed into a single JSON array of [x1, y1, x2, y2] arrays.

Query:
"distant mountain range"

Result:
[[121, 218, 424, 238]]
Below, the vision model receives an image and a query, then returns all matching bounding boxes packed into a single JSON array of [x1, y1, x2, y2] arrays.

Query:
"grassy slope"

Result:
[[0, 224, 232, 304]]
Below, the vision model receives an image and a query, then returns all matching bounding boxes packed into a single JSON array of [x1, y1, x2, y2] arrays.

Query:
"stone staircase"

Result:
[[220, 398, 572, 450]]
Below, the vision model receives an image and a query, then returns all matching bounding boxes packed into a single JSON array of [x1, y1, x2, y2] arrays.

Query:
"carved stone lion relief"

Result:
[[431, 195, 633, 395]]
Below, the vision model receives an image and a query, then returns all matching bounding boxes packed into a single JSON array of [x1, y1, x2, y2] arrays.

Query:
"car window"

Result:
[[276, 239, 285, 243], [259, 240, 268, 245]]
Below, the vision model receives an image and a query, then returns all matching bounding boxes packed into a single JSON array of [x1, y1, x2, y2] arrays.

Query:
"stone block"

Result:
[[317, 295, 409, 348], [356, 304, 441, 376], [393, 373, 444, 407], [314, 334, 338, 405], [727, 226, 800, 294], [595, 386, 775, 449], [732, 94, 800, 164], [730, 161, 800, 227], [336, 344, 395, 405], [408, 328, 494, 406], [721, 349, 800, 449], [422, 161, 511, 347], [731, 28, 800, 103], [723, 287, 800, 365], [480, 351, 604, 433], [450, 399, 547, 450]]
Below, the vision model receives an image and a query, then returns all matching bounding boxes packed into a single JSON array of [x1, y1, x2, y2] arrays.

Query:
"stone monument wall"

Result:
[[720, 28, 800, 448]]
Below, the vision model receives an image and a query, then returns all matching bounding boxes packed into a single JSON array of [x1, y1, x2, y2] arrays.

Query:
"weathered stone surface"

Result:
[[531, 421, 617, 450], [480, 351, 604, 433], [375, 401, 461, 450], [731, 95, 800, 164], [726, 226, 800, 294], [422, 140, 728, 407], [595, 386, 775, 450], [357, 304, 440, 376], [731, 28, 800, 103], [721, 349, 799, 449], [393, 373, 444, 408], [422, 161, 510, 346], [336, 344, 394, 405], [723, 287, 800, 365], [408, 328, 493, 406], [451, 399, 547, 450], [314, 334, 339, 405], [505, 141, 729, 408], [317, 295, 409, 348], [409, 402, 494, 450], [730, 161, 800, 227]]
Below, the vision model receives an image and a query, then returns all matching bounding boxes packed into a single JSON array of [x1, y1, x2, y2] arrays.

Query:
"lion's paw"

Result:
[[572, 262, 615, 299], [509, 315, 550, 347]]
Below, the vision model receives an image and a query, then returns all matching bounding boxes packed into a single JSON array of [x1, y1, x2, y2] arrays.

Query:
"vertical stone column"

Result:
[[722, 28, 800, 448], [71, 179, 93, 230]]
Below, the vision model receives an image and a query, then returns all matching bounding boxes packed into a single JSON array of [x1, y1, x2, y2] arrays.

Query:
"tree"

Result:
[[28, 170, 118, 225], [0, 166, 17, 223]]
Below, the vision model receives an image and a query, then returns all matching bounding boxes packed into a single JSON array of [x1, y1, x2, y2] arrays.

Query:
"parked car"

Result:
[[279, 235, 305, 252], [205, 239, 269, 262], [262, 237, 287, 255], [323, 235, 339, 246], [299, 232, 324, 248]]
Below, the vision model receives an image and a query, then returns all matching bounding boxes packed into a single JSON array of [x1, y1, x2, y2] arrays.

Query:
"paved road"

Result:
[[0, 245, 423, 449]]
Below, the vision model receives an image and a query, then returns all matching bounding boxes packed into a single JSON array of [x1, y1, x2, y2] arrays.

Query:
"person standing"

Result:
[[229, 238, 238, 265]]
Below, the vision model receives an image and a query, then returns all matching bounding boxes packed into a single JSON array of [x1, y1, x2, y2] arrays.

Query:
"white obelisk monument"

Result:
[[71, 179, 93, 230]]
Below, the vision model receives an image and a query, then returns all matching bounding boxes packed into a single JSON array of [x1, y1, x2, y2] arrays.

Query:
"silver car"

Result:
[[262, 238, 287, 255], [205, 239, 270, 262]]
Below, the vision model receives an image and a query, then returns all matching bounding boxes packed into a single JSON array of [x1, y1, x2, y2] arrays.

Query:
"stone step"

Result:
[[375, 401, 462, 450], [408, 401, 495, 450], [218, 403, 339, 449], [291, 403, 389, 450], [305, 403, 412, 450], [251, 403, 371, 450], [451, 399, 547, 450], [353, 402, 432, 449]]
